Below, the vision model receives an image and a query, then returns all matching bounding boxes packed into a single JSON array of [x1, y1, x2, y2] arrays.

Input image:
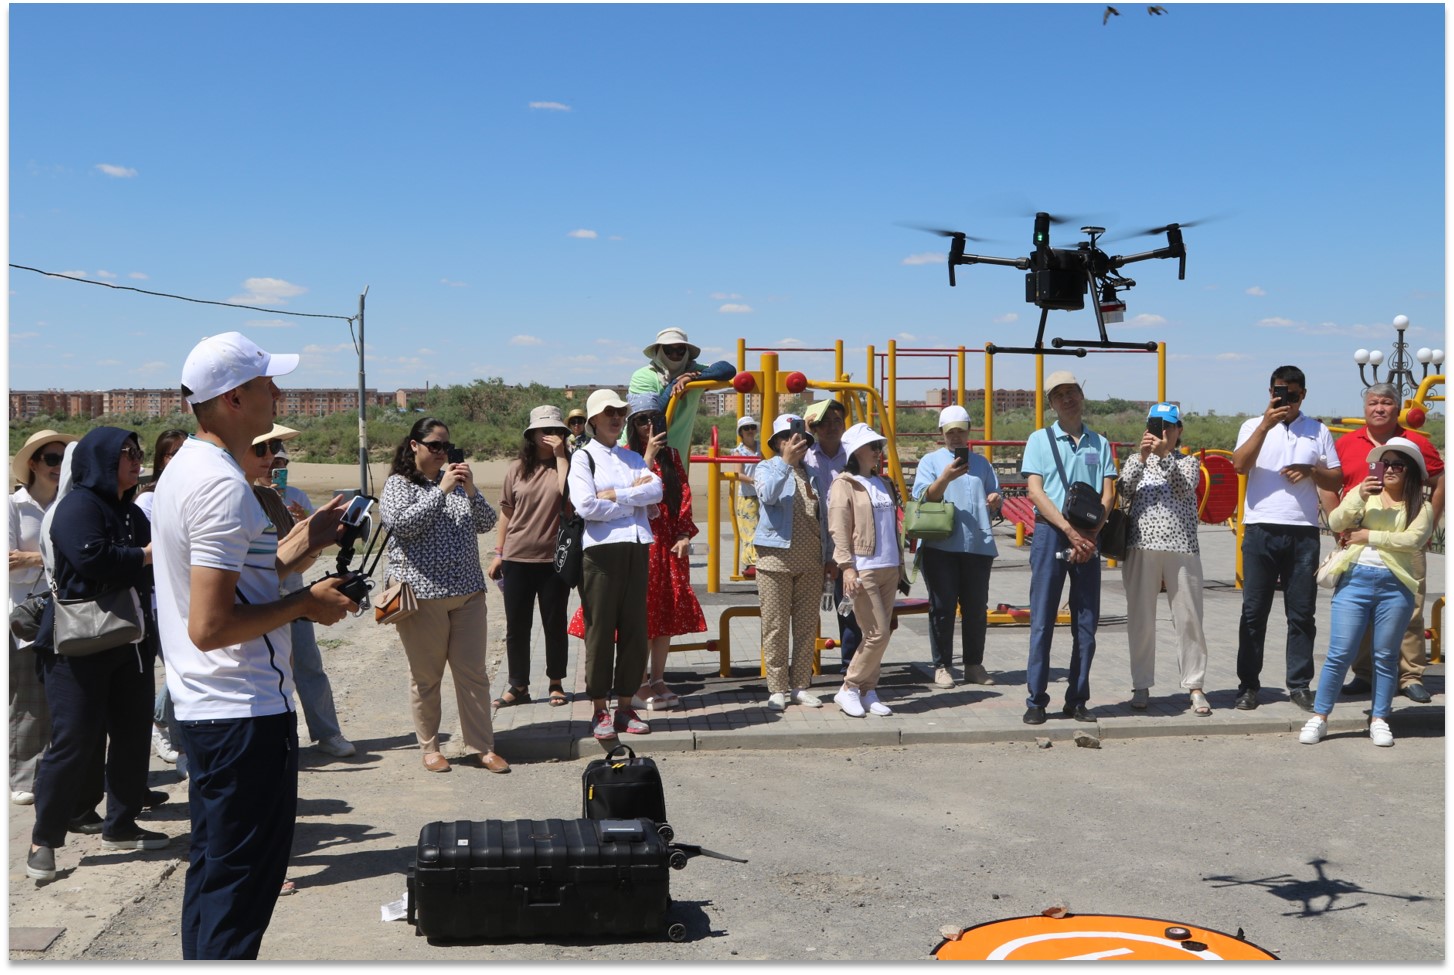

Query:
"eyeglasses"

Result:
[[417, 439, 453, 454], [39, 452, 65, 467], [251, 439, 285, 457], [122, 444, 145, 462]]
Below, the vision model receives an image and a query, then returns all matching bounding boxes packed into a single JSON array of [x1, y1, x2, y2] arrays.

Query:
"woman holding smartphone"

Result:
[[1300, 437, 1433, 748], [911, 405, 1002, 690], [381, 418, 509, 774], [1119, 403, 1212, 716]]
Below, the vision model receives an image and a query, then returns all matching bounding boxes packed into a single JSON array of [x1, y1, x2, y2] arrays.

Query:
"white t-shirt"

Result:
[[852, 475, 901, 571], [153, 437, 295, 720], [1235, 413, 1339, 527]]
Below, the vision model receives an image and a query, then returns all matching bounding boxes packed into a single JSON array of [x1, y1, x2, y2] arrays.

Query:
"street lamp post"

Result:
[[1353, 314, 1443, 405]]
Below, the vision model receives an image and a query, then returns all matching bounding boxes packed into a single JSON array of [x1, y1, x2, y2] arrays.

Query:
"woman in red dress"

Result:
[[568, 393, 704, 709]]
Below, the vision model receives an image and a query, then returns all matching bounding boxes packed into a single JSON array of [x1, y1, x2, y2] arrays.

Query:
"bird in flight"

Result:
[[1149, 5, 1168, 14], [1106, 4, 1168, 24], [1103, 5, 1120, 24]]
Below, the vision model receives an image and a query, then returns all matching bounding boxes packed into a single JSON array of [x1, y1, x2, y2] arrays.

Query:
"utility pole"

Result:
[[357, 285, 369, 496]]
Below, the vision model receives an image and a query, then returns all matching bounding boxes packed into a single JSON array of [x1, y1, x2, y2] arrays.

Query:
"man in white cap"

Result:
[[1018, 371, 1118, 725], [152, 331, 356, 959]]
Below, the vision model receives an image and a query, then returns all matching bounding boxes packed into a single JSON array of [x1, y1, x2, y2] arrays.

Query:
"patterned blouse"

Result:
[[1120, 453, 1201, 555], [381, 473, 498, 600]]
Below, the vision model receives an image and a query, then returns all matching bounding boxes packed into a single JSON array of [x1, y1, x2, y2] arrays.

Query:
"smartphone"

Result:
[[1272, 384, 1291, 408], [953, 446, 970, 464], [1369, 460, 1386, 492], [270, 467, 288, 492], [1147, 417, 1165, 438], [787, 417, 815, 447], [446, 447, 465, 465], [650, 414, 666, 439], [341, 494, 374, 528]]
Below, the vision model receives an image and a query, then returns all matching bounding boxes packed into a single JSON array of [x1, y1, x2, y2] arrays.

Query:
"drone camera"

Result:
[[1026, 269, 1085, 311]]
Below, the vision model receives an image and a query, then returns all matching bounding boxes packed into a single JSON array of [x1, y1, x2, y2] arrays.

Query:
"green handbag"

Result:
[[902, 498, 955, 542]]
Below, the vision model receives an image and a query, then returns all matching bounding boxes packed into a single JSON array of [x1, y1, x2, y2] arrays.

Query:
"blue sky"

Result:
[[8, 3, 1447, 419]]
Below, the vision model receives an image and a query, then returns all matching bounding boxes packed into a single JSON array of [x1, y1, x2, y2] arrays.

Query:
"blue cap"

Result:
[[1148, 402, 1181, 425]]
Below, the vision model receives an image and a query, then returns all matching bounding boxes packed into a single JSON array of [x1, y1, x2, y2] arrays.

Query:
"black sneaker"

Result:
[[1288, 689, 1316, 712], [67, 810, 104, 834], [26, 846, 56, 881], [1234, 689, 1259, 710], [143, 789, 168, 808], [101, 826, 170, 851]]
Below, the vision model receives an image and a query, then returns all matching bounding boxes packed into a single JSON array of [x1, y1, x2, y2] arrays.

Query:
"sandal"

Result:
[[548, 684, 570, 707], [279, 879, 297, 896], [1190, 690, 1212, 716], [649, 677, 680, 707], [492, 685, 531, 709]]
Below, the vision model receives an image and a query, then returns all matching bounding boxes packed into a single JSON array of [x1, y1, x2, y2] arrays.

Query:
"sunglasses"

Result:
[[633, 413, 660, 425], [1383, 460, 1409, 471], [598, 407, 629, 419], [122, 443, 145, 462], [251, 439, 285, 457], [740, 425, 758, 432], [417, 439, 454, 454], [568, 418, 586, 425], [660, 345, 688, 356], [39, 451, 65, 467]]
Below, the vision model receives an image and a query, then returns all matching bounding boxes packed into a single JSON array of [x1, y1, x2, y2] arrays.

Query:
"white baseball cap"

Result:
[[841, 422, 887, 457], [181, 331, 299, 405], [938, 405, 971, 431]]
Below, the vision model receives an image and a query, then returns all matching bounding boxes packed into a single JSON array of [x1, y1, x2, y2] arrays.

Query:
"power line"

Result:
[[8, 263, 357, 323]]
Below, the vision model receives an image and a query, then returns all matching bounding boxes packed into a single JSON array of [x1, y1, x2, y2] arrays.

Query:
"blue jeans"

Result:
[[832, 573, 863, 669], [1236, 523, 1320, 693], [921, 547, 994, 670], [290, 619, 342, 743], [1025, 523, 1100, 709], [1312, 564, 1415, 719], [178, 710, 298, 960]]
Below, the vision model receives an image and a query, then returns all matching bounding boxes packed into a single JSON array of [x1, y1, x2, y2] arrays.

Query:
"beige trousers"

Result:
[[1351, 550, 1427, 687], [395, 590, 495, 754], [1120, 548, 1209, 690], [757, 567, 819, 694], [844, 566, 900, 693]]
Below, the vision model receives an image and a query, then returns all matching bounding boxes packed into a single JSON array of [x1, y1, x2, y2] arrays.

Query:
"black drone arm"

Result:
[[1111, 226, 1187, 280], [948, 250, 1031, 287]]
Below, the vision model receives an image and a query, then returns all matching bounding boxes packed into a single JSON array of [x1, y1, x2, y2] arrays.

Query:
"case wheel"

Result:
[[656, 822, 675, 843], [669, 850, 689, 871], [667, 922, 687, 942]]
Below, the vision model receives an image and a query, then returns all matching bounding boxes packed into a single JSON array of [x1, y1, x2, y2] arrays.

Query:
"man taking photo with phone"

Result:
[[152, 332, 357, 959], [1231, 365, 1341, 711]]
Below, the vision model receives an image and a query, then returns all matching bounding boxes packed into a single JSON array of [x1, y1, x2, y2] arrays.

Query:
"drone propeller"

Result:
[[1106, 214, 1227, 242], [897, 222, 989, 242]]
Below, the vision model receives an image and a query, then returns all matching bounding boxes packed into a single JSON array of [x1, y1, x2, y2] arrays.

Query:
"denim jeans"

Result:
[[1312, 564, 1415, 719], [289, 619, 342, 743], [1025, 522, 1100, 709], [1235, 523, 1320, 693], [921, 547, 994, 671], [832, 573, 863, 670]]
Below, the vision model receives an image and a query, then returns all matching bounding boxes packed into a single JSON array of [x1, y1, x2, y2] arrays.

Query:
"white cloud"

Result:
[[1245, 286, 1267, 296], [1258, 317, 1296, 328], [595, 338, 615, 346], [59, 269, 87, 278], [1126, 313, 1167, 327], [96, 270, 117, 279], [529, 101, 572, 112], [510, 335, 545, 346], [97, 358, 123, 366], [302, 342, 354, 355], [1256, 316, 1385, 338], [95, 163, 137, 178], [608, 235, 624, 241], [719, 303, 753, 314], [440, 278, 468, 287], [244, 318, 294, 329], [567, 229, 598, 239], [901, 252, 942, 266], [230, 277, 306, 305], [993, 313, 1019, 324], [896, 332, 916, 341], [775, 338, 806, 348], [710, 292, 743, 301], [1215, 352, 1253, 361], [127, 272, 148, 280], [416, 348, 436, 356], [562, 354, 599, 365], [11, 331, 39, 340]]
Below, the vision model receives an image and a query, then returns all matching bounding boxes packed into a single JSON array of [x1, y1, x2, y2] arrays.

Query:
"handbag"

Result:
[[1099, 507, 1130, 560], [9, 591, 51, 643], [903, 498, 955, 542], [374, 579, 418, 624], [1048, 430, 1106, 530], [53, 586, 144, 657], [554, 450, 595, 588], [1316, 546, 1351, 589]]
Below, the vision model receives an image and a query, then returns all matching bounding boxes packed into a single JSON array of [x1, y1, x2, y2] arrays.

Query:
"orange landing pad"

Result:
[[933, 913, 1277, 961]]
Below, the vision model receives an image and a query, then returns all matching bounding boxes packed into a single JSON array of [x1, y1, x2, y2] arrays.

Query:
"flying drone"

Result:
[[911, 212, 1206, 357]]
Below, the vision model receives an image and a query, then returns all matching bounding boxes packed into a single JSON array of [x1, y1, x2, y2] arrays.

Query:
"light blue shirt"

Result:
[[1020, 422, 1118, 511], [911, 448, 1000, 557]]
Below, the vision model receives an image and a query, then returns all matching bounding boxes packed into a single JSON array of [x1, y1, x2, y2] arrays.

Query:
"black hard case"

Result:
[[407, 818, 673, 941], [581, 745, 671, 839]]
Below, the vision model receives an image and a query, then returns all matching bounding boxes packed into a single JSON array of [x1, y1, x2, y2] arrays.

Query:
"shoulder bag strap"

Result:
[[1047, 428, 1072, 491]]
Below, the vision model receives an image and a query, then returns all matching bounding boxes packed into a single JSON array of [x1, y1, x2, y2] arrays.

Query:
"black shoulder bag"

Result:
[[1048, 429, 1106, 531], [553, 449, 595, 588]]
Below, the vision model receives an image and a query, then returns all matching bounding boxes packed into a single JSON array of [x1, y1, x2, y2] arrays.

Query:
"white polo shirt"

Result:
[[153, 437, 296, 720], [1236, 413, 1339, 527]]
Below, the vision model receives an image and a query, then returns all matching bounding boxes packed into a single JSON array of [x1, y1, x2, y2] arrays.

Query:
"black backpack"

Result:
[[581, 745, 672, 841]]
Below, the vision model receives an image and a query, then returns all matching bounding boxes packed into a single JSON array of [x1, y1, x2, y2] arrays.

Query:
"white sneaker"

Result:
[[152, 726, 179, 763], [933, 667, 956, 689], [766, 692, 788, 711], [862, 690, 893, 716], [11, 790, 34, 805], [317, 734, 357, 758], [791, 688, 823, 708], [175, 754, 188, 781], [1298, 716, 1327, 744], [834, 687, 865, 718], [1369, 718, 1394, 747]]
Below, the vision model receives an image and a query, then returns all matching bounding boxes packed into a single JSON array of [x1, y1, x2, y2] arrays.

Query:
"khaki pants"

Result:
[[395, 591, 495, 754], [1121, 548, 1210, 691], [1351, 550, 1427, 687], [844, 566, 900, 693], [757, 567, 818, 694]]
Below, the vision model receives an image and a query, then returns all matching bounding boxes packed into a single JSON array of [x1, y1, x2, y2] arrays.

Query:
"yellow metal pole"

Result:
[[865, 344, 876, 427], [887, 338, 897, 436], [707, 428, 721, 594], [834, 339, 845, 403], [1157, 342, 1167, 402], [761, 352, 780, 458], [983, 345, 994, 463], [956, 346, 967, 408], [736, 337, 747, 420]]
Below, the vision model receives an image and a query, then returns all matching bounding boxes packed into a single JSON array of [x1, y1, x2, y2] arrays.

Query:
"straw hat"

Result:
[[12, 429, 79, 486]]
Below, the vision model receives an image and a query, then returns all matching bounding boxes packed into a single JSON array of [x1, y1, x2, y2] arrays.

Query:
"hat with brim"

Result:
[[841, 422, 887, 458], [938, 404, 971, 431], [12, 429, 80, 486], [1368, 437, 1428, 479], [1045, 370, 1082, 401], [643, 327, 701, 361], [252, 423, 300, 447], [524, 404, 570, 436], [737, 416, 758, 432], [623, 393, 662, 432], [566, 408, 587, 422], [585, 388, 631, 424], [767, 413, 806, 451]]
